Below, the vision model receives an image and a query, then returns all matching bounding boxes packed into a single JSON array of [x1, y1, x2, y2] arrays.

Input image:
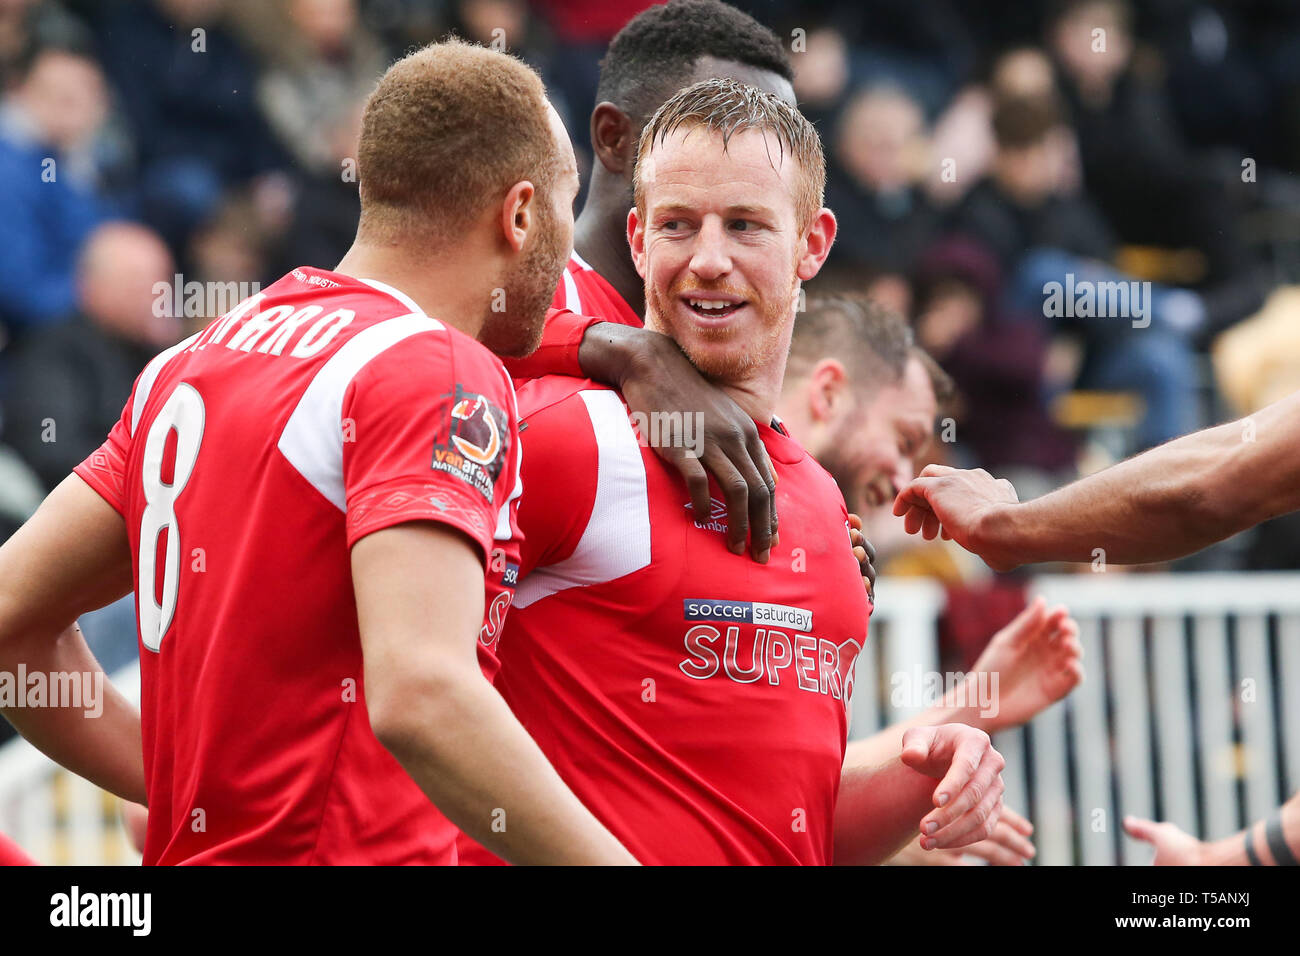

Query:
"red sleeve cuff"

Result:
[[73, 462, 126, 517], [501, 310, 601, 381]]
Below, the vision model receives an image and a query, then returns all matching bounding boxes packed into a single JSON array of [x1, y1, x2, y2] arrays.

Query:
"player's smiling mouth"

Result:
[[682, 294, 746, 320]]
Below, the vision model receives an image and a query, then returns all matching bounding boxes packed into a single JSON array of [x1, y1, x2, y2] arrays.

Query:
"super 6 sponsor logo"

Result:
[[679, 599, 858, 713]]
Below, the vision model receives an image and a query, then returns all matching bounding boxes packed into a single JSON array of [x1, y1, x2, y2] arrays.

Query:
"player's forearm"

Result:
[[980, 415, 1279, 567], [1204, 793, 1300, 866], [577, 320, 644, 386], [370, 665, 637, 865], [844, 702, 978, 773], [833, 758, 937, 865], [0, 623, 145, 804]]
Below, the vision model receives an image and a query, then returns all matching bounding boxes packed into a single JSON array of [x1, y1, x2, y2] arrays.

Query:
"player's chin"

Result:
[[689, 349, 752, 382], [678, 334, 752, 381], [484, 317, 547, 359]]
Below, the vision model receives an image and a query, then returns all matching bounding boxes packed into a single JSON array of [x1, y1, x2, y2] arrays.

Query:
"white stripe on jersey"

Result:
[[130, 332, 204, 436], [277, 313, 444, 510], [514, 389, 651, 608], [358, 277, 425, 316], [494, 362, 523, 543], [560, 264, 583, 314]]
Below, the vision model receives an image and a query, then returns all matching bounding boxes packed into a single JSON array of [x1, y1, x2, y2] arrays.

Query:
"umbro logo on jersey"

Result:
[[685, 497, 728, 533]]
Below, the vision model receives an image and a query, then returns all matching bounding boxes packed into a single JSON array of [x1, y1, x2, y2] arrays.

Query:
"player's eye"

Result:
[[661, 220, 682, 231], [729, 220, 754, 231]]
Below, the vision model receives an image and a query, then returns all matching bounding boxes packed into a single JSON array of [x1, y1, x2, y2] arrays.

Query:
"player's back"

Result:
[[75, 266, 522, 864]]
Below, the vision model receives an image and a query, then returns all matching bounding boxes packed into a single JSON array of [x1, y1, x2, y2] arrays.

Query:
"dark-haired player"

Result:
[[0, 41, 634, 866], [506, 0, 800, 563]]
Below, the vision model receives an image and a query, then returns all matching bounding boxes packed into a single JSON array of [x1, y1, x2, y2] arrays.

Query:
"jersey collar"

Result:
[[757, 416, 806, 465]]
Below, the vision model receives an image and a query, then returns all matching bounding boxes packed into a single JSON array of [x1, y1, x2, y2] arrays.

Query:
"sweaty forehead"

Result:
[[646, 126, 798, 203]]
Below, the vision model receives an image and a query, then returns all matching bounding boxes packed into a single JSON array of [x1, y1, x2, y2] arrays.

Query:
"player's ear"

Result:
[[627, 207, 648, 279], [500, 180, 535, 253], [809, 358, 849, 423], [796, 208, 837, 282], [590, 102, 634, 175]]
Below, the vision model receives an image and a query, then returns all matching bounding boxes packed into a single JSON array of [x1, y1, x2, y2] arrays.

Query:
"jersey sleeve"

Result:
[[73, 386, 134, 516], [500, 307, 601, 382], [342, 332, 520, 564], [513, 381, 602, 578]]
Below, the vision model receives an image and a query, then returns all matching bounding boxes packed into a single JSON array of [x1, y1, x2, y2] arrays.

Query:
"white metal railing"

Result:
[[2, 572, 1298, 865], [860, 573, 1300, 866]]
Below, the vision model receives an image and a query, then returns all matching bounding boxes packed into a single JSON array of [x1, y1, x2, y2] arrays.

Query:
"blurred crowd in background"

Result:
[[3, 0, 1300, 586]]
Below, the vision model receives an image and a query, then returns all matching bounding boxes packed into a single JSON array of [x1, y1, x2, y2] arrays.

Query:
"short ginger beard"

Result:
[[644, 263, 800, 384], [478, 202, 568, 358]]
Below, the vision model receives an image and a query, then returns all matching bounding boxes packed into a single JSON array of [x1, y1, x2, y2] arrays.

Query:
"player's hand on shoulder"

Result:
[[617, 328, 778, 563], [893, 464, 1020, 570], [899, 723, 1006, 851]]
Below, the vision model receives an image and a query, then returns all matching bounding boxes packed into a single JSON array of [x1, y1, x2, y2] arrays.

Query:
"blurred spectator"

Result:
[[913, 237, 1078, 494], [185, 191, 273, 326], [529, 0, 653, 142], [97, 0, 288, 251], [268, 99, 363, 277], [826, 84, 938, 274], [0, 0, 88, 91], [925, 47, 1060, 208], [761, 0, 975, 114], [251, 0, 387, 176], [0, 41, 108, 338], [1048, 0, 1265, 340], [3, 221, 180, 489], [951, 93, 1202, 449], [948, 93, 1101, 267], [790, 25, 851, 126]]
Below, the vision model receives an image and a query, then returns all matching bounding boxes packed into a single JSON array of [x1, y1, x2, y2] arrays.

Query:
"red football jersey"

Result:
[[501, 252, 643, 381], [74, 267, 523, 865], [459, 376, 871, 865]]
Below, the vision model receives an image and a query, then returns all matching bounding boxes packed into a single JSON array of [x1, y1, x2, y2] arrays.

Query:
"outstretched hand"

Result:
[[1123, 816, 1205, 865], [900, 724, 1006, 851], [969, 596, 1084, 733]]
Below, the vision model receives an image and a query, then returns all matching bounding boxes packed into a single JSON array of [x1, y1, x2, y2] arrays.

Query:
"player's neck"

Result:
[[574, 179, 645, 314], [333, 241, 491, 339], [718, 375, 782, 429]]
